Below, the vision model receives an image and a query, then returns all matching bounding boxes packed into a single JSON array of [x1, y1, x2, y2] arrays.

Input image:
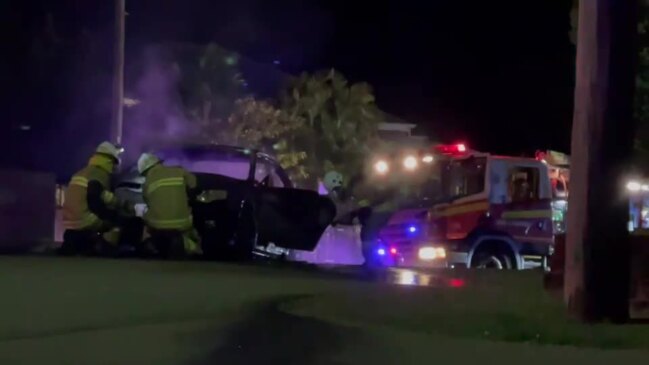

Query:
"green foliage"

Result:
[[175, 49, 384, 188], [224, 97, 309, 181], [280, 69, 384, 187], [176, 44, 245, 142]]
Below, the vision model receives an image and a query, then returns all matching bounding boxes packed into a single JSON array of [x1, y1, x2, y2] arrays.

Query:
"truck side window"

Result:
[[508, 167, 540, 202]]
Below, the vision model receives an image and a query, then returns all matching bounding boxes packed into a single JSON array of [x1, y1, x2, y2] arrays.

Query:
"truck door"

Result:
[[500, 163, 553, 254]]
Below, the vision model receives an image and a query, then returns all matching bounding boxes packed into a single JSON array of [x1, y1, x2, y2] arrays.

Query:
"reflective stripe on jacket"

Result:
[[62, 164, 114, 230], [143, 165, 197, 230]]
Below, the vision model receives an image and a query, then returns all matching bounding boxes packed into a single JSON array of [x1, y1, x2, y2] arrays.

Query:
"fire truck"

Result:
[[374, 144, 569, 270]]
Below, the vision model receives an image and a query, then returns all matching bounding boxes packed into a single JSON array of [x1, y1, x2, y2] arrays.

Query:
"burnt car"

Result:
[[115, 145, 336, 260]]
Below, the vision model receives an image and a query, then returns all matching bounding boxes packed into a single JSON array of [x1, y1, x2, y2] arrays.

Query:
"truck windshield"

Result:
[[440, 156, 487, 200]]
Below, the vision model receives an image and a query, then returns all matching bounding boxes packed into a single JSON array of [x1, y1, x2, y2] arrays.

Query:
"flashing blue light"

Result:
[[408, 225, 417, 233], [377, 248, 386, 256]]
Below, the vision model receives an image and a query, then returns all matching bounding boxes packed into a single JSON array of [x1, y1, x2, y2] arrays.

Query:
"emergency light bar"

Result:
[[434, 143, 467, 155]]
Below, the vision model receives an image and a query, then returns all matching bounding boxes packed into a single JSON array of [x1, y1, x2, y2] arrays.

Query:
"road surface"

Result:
[[0, 256, 647, 364]]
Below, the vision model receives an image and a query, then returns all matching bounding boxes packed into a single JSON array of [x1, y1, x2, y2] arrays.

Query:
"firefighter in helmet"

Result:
[[350, 164, 405, 267], [324, 170, 353, 222], [137, 152, 201, 257], [61, 141, 131, 255]]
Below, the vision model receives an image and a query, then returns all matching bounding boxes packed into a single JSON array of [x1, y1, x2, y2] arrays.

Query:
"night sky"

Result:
[[2, 0, 575, 175]]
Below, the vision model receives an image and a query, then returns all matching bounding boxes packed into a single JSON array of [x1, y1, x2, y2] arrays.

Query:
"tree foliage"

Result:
[[224, 96, 308, 180], [280, 69, 384, 187], [176, 43, 245, 142], [175, 50, 384, 188]]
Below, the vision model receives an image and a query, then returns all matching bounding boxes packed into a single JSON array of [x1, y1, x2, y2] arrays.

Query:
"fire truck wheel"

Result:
[[472, 250, 515, 269]]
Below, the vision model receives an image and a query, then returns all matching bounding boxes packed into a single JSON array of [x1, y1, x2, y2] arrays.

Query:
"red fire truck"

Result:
[[375, 144, 569, 270]]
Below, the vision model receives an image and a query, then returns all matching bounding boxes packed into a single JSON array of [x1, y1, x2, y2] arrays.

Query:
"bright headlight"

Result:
[[418, 246, 446, 260], [627, 181, 642, 192], [403, 156, 418, 170], [374, 160, 389, 174]]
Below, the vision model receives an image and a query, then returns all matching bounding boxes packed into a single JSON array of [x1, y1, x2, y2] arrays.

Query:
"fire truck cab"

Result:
[[377, 144, 563, 270]]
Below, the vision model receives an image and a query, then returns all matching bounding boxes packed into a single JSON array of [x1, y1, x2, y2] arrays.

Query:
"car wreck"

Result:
[[115, 145, 336, 260]]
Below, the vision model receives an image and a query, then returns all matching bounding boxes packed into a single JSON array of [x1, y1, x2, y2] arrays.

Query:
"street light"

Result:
[[112, 0, 126, 145]]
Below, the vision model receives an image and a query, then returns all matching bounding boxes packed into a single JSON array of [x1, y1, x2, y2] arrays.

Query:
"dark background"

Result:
[[1, 0, 575, 177]]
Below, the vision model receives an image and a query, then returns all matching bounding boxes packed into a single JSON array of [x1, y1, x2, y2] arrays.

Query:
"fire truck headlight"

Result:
[[418, 246, 446, 261], [374, 160, 389, 175], [627, 181, 642, 192], [403, 156, 418, 170], [422, 154, 434, 163]]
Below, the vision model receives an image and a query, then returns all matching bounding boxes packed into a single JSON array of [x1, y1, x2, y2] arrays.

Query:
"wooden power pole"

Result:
[[111, 0, 125, 145], [565, 0, 638, 322]]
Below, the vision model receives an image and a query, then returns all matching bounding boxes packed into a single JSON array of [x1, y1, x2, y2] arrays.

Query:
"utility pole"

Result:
[[565, 0, 637, 322], [111, 0, 125, 145]]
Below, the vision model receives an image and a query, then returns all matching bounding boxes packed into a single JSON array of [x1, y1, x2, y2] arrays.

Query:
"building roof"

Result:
[[378, 122, 417, 132]]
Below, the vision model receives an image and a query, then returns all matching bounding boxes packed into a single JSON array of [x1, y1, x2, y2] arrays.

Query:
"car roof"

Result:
[[154, 144, 278, 162]]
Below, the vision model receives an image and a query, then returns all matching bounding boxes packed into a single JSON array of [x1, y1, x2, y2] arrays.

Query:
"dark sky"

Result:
[[2, 0, 575, 174]]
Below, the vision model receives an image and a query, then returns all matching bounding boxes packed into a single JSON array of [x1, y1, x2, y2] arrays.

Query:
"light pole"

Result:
[[111, 0, 125, 145]]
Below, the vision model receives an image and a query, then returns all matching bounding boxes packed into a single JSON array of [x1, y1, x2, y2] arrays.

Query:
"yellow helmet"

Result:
[[324, 171, 344, 192], [137, 153, 160, 175], [95, 141, 123, 163]]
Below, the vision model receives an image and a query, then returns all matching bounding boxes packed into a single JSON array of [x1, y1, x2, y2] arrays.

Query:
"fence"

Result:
[[0, 169, 56, 252]]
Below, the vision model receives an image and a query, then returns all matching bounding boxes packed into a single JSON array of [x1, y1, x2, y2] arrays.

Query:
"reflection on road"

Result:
[[386, 268, 466, 288]]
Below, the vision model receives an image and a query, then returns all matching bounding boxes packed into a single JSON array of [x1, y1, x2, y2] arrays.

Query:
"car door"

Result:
[[252, 158, 336, 251]]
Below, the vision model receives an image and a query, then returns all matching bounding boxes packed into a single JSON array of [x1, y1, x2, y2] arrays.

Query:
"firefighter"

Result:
[[137, 153, 201, 258], [323, 171, 345, 217], [61, 141, 129, 255], [351, 174, 403, 267], [324, 171, 365, 224]]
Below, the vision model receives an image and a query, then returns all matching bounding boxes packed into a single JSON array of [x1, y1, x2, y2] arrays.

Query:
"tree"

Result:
[[224, 96, 308, 181], [634, 14, 649, 166], [280, 69, 384, 188], [572, 1, 649, 169], [566, 0, 637, 322], [176, 43, 245, 143]]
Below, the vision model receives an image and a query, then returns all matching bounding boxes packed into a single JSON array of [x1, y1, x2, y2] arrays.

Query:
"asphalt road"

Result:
[[1, 256, 647, 365]]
